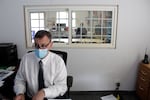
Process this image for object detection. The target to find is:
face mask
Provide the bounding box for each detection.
[35,49,48,59]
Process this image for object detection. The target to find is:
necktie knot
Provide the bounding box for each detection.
[39,60,43,67]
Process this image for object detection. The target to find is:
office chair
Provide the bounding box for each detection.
[28,50,73,99]
[76,26,87,38]
[95,25,101,35]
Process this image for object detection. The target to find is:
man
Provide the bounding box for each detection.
[14,30,67,100]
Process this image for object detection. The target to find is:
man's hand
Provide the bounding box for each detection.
[14,94,25,100]
[32,89,45,100]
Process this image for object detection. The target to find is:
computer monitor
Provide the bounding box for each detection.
[56,23,66,31]
[0,43,18,67]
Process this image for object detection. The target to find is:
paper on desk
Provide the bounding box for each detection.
[0,70,14,81]
[0,81,4,87]
[6,66,16,71]
[101,94,117,100]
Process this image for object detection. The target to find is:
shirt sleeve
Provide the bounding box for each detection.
[14,56,26,95]
[43,57,67,98]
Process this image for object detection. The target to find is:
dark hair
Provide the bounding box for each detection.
[34,30,51,40]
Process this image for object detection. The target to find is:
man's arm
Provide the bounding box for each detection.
[14,57,26,96]
[32,89,45,100]
[14,94,25,100]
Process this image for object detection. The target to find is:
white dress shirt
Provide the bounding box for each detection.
[14,51,67,98]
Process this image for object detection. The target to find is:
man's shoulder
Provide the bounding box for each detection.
[49,51,60,58]
[22,52,35,59]
[49,51,63,61]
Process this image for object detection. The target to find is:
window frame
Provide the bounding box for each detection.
[24,5,118,48]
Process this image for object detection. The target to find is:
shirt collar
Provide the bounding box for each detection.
[40,51,50,64]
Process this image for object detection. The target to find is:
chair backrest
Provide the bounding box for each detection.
[50,50,67,65]
[76,27,87,35]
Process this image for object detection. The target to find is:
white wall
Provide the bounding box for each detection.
[0,0,150,91]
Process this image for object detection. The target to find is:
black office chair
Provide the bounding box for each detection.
[76,27,87,38]
[95,25,101,35]
[28,50,73,99]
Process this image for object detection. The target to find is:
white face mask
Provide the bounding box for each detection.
[35,49,48,59]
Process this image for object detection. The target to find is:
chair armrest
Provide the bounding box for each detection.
[67,75,73,87]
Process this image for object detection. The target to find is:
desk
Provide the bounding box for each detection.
[0,69,71,99]
[0,70,16,99]
[72,38,104,43]
[0,64,71,100]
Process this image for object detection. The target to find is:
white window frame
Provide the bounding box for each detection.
[24,5,118,48]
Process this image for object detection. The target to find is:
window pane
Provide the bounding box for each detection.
[31,30,36,40]
[31,28,40,43]
[71,10,113,44]
[43,11,69,44]
[72,12,76,18]
[31,20,40,27]
[39,27,45,30]
[40,20,44,27]
[57,12,68,18]
[57,20,68,26]
[74,11,88,23]
[94,24,101,35]
[72,19,76,27]
[101,28,112,43]
[103,11,112,18]
[72,12,76,27]
[103,20,112,27]
[71,11,88,39]
[92,11,102,18]
[31,13,39,19]
[31,28,40,33]
[52,38,68,43]
[56,11,68,26]
[45,11,56,30]
[39,13,44,19]
[30,12,45,43]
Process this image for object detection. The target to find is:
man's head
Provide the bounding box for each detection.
[34,30,53,59]
[34,30,52,50]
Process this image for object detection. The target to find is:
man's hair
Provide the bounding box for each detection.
[34,30,52,40]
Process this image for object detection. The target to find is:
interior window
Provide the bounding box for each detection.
[24,5,118,48]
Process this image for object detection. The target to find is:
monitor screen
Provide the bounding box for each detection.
[56,23,66,31]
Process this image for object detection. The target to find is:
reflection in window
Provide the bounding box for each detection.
[51,11,69,43]
[25,5,118,48]
[56,12,68,26]
[71,10,113,44]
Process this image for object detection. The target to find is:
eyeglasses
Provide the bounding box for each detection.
[35,41,51,49]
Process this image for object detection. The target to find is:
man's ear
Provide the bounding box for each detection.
[48,41,53,50]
